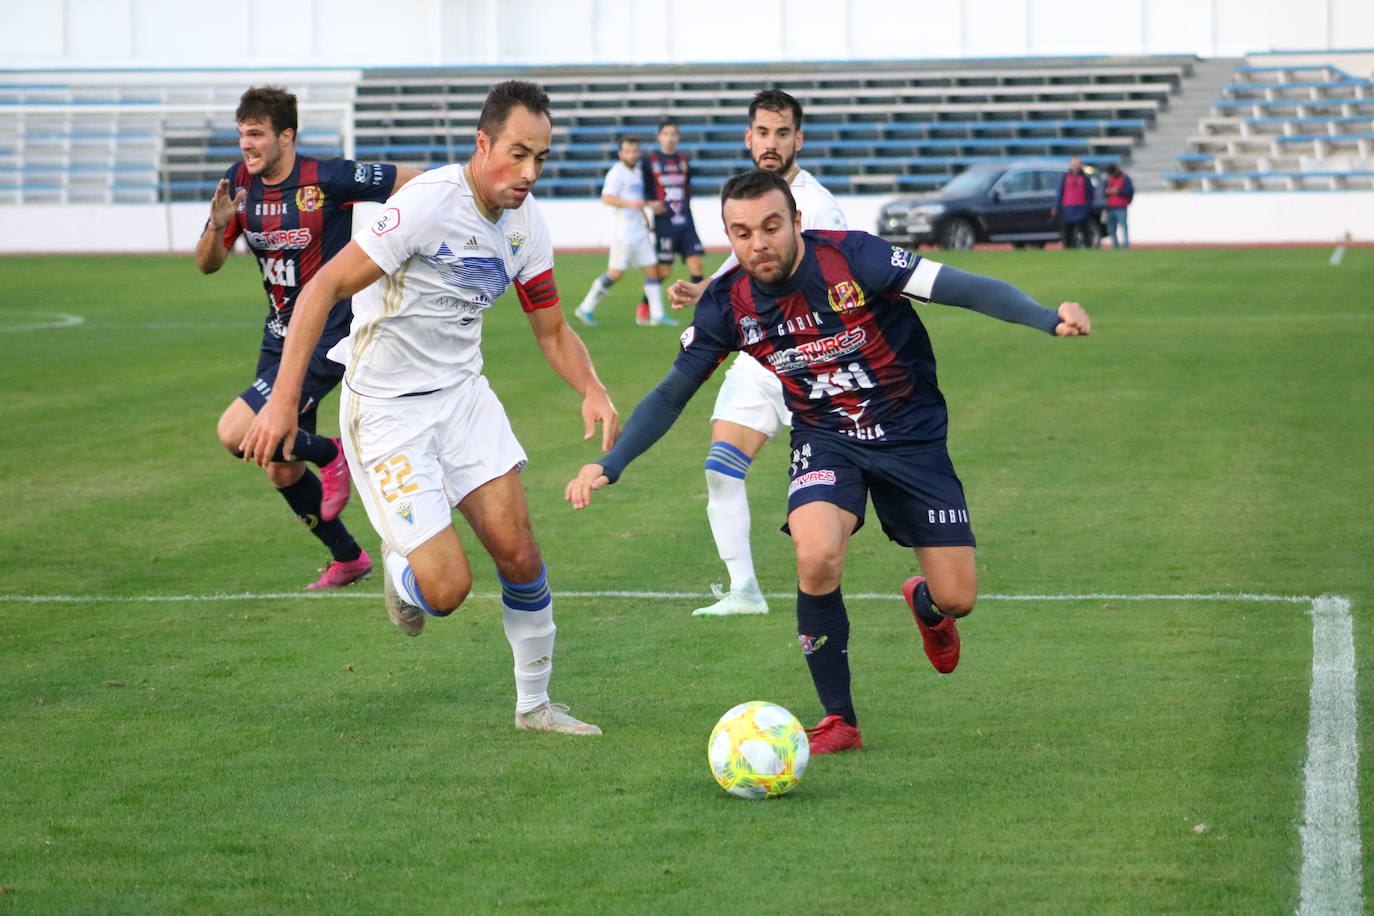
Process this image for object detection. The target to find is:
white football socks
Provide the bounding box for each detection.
[705,467,760,597]
[503,605,555,714]
[384,549,429,610]
[644,278,665,320]
[500,568,556,714]
[578,274,612,314]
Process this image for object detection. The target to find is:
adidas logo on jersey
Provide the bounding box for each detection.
[463,236,479,250]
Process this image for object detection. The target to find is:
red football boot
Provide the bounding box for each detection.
[903,576,960,673]
[806,714,864,754]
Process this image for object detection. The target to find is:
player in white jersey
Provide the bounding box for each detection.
[574,136,669,327]
[241,81,617,736]
[668,90,848,617]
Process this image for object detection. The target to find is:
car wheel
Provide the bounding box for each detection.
[940,218,976,250]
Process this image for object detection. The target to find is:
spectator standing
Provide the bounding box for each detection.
[1052,156,1095,249]
[1104,164,1134,249]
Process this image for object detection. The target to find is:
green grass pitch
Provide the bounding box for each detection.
[0,245,1369,913]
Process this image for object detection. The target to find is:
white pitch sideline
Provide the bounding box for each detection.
[0,590,1316,604]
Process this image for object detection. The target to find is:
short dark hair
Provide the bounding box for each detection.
[657,118,678,133]
[616,134,641,147]
[1107,163,1122,175]
[748,89,803,127]
[478,80,552,141]
[236,86,297,137]
[720,168,796,216]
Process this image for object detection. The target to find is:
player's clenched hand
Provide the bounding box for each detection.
[564,464,610,510]
[209,179,246,231]
[239,399,298,468]
[1054,302,1091,337]
[581,387,619,452]
[667,278,708,310]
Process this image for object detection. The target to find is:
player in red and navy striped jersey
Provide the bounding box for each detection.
[195,85,419,591]
[567,169,1092,754]
[638,119,704,325]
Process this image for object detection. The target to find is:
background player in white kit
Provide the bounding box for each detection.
[574,136,669,326]
[668,89,848,617]
[241,81,617,736]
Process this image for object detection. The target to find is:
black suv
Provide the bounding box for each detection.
[876,160,1107,249]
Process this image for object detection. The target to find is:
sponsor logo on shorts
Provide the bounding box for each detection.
[928,508,970,525]
[788,469,836,496]
[397,502,415,526]
[372,207,401,235]
[826,280,865,313]
[295,185,324,212]
[679,326,696,349]
[797,633,828,655]
[767,327,866,373]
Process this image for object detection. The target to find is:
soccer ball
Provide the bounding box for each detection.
[707,701,810,799]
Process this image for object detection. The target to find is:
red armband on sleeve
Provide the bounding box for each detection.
[515,269,560,313]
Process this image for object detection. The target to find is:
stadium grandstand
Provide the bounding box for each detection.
[0,55,1215,204]
[5,52,1374,210]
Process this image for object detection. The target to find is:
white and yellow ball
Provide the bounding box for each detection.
[707,701,809,799]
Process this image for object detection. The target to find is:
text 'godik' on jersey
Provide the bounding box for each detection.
[221,157,396,341]
[676,230,949,446]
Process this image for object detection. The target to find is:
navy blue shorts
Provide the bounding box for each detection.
[783,431,976,548]
[240,336,345,434]
[654,219,704,264]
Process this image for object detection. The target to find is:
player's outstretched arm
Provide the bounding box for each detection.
[920,263,1091,337]
[239,241,384,467]
[564,464,610,510]
[527,306,619,451]
[562,365,705,510]
[1053,302,1091,336]
[194,179,246,275]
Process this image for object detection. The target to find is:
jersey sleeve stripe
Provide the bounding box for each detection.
[903,258,943,302]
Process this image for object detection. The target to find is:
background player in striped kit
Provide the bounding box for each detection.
[241,81,615,736]
[668,90,848,617]
[573,135,669,326]
[195,85,418,590]
[638,118,703,327]
[569,169,1090,754]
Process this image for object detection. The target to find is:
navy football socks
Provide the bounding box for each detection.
[911,579,946,628]
[277,470,361,562]
[796,587,856,726]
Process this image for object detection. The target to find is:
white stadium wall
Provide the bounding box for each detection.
[0,192,1369,255]
[2,0,1374,67]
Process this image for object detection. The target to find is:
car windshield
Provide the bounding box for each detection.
[938,168,998,197]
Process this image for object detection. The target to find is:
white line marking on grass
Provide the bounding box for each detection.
[4,588,1357,910]
[1329,245,1345,266]
[1298,595,1363,916]
[0,590,1316,604]
[0,309,84,332]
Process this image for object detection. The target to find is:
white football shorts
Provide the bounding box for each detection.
[608,232,657,272]
[340,375,527,556]
[710,352,791,438]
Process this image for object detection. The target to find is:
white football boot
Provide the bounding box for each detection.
[515,702,602,736]
[692,583,770,617]
[382,544,425,637]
